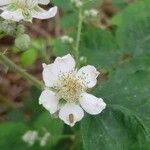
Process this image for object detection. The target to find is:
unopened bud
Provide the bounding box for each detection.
[17,24,26,34]
[1,20,16,35]
[84,9,99,18]
[39,132,50,147]
[60,35,74,44]
[80,56,87,65]
[15,34,31,50]
[22,130,38,146]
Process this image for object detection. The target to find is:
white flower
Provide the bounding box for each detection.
[60,35,74,44]
[0,0,57,22]
[39,54,106,126]
[22,130,38,146]
[84,9,99,18]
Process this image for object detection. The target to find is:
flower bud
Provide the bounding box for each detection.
[1,20,16,35]
[84,9,99,18]
[17,24,26,34]
[22,130,38,146]
[15,34,31,50]
[79,56,87,65]
[60,35,74,44]
[39,132,50,147]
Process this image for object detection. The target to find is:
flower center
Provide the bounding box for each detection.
[6,0,38,20]
[7,0,37,12]
[54,70,86,103]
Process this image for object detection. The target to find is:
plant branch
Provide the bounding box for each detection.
[0,52,44,90]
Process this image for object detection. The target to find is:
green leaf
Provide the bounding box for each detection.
[80,27,119,69]
[81,105,150,150]
[60,12,78,29]
[112,0,150,55]
[0,122,29,150]
[53,39,72,56]
[81,57,150,149]
[52,0,74,12]
[115,54,150,74]
[111,0,131,9]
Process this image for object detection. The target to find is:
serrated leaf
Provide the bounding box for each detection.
[81,57,150,149]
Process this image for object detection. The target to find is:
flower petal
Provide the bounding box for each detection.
[42,54,76,87]
[79,93,106,115]
[39,89,59,114]
[59,103,84,126]
[77,65,99,88]
[0,10,24,22]
[38,0,50,5]
[32,6,57,19]
[42,63,59,87]
[0,0,12,6]
[54,54,76,74]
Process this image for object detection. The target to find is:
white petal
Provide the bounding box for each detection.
[0,0,12,6]
[38,0,50,5]
[0,10,24,22]
[77,65,99,88]
[54,54,76,74]
[42,54,75,87]
[79,93,106,115]
[32,6,57,19]
[42,63,59,87]
[59,103,84,127]
[39,89,59,114]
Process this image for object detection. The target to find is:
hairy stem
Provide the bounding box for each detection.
[0,52,44,90]
[74,7,83,66]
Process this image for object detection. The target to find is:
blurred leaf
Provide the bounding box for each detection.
[111,0,130,9]
[0,122,28,150]
[6,109,24,122]
[112,0,150,55]
[24,86,43,122]
[53,39,72,56]
[60,12,78,29]
[20,49,38,67]
[34,112,63,134]
[53,0,74,12]
[82,0,101,10]
[33,112,64,148]
[80,27,119,69]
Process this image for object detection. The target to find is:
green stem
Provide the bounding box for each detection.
[0,52,44,90]
[74,7,83,66]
